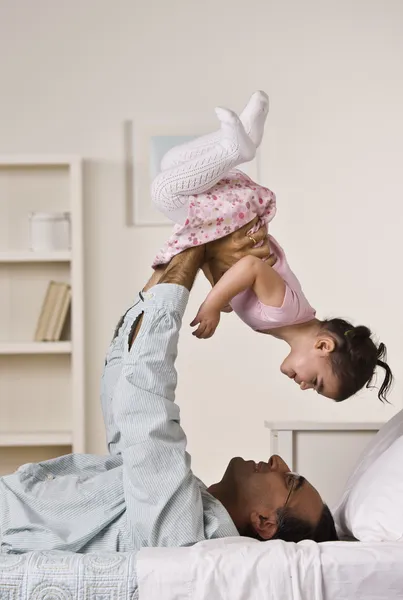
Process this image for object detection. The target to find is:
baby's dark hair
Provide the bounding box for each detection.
[320,318,393,402]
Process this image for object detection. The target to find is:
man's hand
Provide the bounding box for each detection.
[158,246,205,291]
[204,218,271,284]
[190,302,221,339]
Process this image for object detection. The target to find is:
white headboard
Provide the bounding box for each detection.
[265,421,384,506]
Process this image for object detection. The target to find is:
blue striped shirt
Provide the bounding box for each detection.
[0,284,238,554]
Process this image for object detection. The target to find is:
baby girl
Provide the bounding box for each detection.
[150,92,392,403]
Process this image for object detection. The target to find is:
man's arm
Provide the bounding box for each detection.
[109,223,270,546]
[111,247,213,547]
[128,248,203,346]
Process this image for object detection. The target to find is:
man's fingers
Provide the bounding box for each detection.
[251,224,269,245]
[235,220,268,251]
[249,240,271,259]
[232,218,259,247]
[234,217,259,238]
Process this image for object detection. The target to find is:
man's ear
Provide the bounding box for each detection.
[250,510,278,540]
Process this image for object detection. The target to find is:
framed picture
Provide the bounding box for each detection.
[126,119,261,227]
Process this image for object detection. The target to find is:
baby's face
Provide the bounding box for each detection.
[280,347,340,400]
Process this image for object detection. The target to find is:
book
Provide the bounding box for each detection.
[44,283,67,341]
[53,286,72,341]
[34,281,59,342]
[34,281,71,342]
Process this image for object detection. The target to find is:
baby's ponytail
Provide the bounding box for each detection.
[375,342,393,403]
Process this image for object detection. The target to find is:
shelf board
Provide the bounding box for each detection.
[0,432,72,447]
[0,155,80,167]
[265,421,385,431]
[0,251,71,263]
[0,342,72,355]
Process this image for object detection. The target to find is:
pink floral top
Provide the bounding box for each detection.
[152,170,276,266]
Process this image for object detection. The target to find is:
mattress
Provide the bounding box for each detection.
[1,541,402,599]
[137,538,403,600]
[320,541,403,600]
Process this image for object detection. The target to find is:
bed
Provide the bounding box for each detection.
[136,418,403,599]
[1,539,402,599]
[1,420,402,599]
[137,537,403,600]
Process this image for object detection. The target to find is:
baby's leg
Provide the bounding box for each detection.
[152,108,255,224]
[161,91,269,171]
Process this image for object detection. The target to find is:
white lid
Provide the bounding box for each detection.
[30,211,70,221]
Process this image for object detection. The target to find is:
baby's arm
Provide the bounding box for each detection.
[201,263,233,313]
[191,256,285,338]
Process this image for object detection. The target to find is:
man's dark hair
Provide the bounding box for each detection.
[245,504,338,543]
[272,504,338,543]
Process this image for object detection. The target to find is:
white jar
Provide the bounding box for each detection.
[29,212,71,252]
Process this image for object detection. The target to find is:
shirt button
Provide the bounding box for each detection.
[46,474,54,480]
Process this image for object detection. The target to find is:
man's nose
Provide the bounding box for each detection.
[269,455,291,473]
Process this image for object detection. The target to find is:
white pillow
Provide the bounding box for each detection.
[334,408,403,541]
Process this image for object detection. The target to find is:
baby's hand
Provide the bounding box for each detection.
[190,303,221,339]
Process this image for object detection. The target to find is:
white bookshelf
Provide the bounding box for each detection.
[0,155,79,166]
[0,251,72,263]
[0,432,73,447]
[0,155,84,473]
[0,342,72,355]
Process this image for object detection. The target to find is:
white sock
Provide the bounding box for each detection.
[240,90,269,147]
[152,109,255,224]
[160,90,269,171]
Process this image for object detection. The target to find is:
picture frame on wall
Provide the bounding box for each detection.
[126,118,261,227]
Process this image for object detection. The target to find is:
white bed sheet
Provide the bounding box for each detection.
[138,538,403,600]
[320,541,403,600]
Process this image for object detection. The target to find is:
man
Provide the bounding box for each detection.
[0,222,337,555]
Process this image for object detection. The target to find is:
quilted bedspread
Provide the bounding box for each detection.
[0,551,138,599]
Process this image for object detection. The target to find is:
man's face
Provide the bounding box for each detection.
[221,454,324,537]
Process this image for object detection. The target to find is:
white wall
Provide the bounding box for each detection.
[0,0,402,497]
